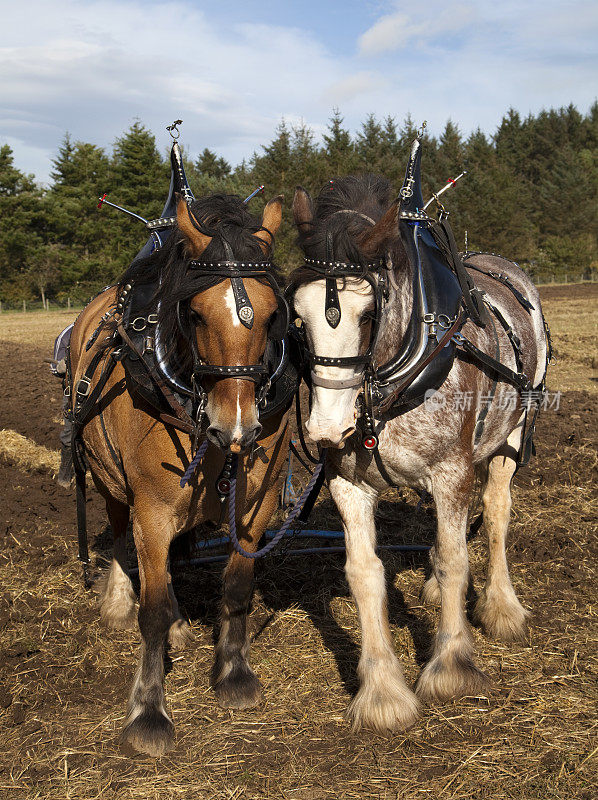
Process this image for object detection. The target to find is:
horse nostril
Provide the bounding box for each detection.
[240,423,262,448]
[340,426,355,441]
[207,426,228,449]
[208,424,263,453]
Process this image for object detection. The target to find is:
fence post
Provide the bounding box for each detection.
[67,297,71,310]
[23,299,26,312]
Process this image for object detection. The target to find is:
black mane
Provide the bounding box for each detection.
[297,174,394,265]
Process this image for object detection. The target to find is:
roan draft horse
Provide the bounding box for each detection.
[68,193,291,756]
[290,142,549,733]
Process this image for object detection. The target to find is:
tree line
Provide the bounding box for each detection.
[0,104,596,308]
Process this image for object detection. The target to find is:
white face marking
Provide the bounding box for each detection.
[294,278,373,445]
[234,395,242,437]
[224,284,240,328]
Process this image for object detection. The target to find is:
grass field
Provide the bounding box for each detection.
[0,285,596,799]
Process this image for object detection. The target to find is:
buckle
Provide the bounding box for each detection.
[131,317,147,332]
[76,377,91,397]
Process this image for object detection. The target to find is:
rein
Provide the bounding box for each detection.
[178,434,327,559]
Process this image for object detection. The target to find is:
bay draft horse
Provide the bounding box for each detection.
[69,194,290,755]
[290,175,548,733]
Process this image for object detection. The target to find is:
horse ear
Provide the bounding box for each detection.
[359,202,399,257]
[293,186,314,231]
[177,196,212,257]
[253,195,283,252]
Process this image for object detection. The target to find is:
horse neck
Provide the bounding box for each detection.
[374,256,414,362]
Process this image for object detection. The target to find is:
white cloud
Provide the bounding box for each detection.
[0,1,350,181]
[358,3,476,56]
[0,0,596,184]
[324,72,387,103]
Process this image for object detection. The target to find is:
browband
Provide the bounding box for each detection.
[189,261,272,270]
[303,258,385,273]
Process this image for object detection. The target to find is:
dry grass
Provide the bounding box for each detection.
[0,285,596,799]
[0,429,60,474]
[0,309,78,347]
[540,287,598,394]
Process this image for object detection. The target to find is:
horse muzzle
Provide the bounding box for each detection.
[206,422,262,453]
[305,419,355,449]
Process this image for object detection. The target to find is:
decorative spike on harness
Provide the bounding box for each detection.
[423,171,467,213]
[96,194,149,224]
[244,185,265,204]
[96,119,195,248]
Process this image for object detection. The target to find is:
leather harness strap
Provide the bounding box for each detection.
[376,312,465,413]
[117,321,195,434]
[430,220,489,328]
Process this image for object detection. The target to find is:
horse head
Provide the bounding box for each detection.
[291,177,400,448]
[158,193,285,452]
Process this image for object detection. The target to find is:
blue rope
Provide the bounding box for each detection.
[179,438,209,488]
[227,451,326,559]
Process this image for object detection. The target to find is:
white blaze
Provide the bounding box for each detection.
[224,284,240,327]
[294,279,373,446]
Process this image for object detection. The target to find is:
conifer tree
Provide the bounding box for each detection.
[355,114,384,172]
[323,109,355,176]
[196,148,231,180]
[0,145,42,304]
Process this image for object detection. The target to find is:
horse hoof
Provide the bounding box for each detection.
[473,593,530,643]
[346,682,420,733]
[168,618,195,650]
[416,652,491,703]
[120,709,175,757]
[214,664,262,709]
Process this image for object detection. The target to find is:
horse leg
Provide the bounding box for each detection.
[121,501,175,756]
[474,432,530,641]
[212,484,281,709]
[99,498,136,630]
[329,474,420,732]
[166,559,195,649]
[212,549,262,709]
[416,462,490,702]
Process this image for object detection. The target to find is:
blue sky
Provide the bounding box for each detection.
[1,0,596,183]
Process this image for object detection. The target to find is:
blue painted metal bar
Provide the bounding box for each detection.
[192,529,346,551]
[173,543,430,569]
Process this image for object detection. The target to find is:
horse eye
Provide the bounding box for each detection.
[360,311,374,326]
[190,309,205,326]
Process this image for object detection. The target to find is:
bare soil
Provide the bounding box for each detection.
[0,286,596,799]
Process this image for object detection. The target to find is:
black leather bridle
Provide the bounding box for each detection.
[299,257,387,391]
[156,219,289,408]
[185,256,289,388]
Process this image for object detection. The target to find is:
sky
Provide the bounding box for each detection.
[1,0,596,183]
